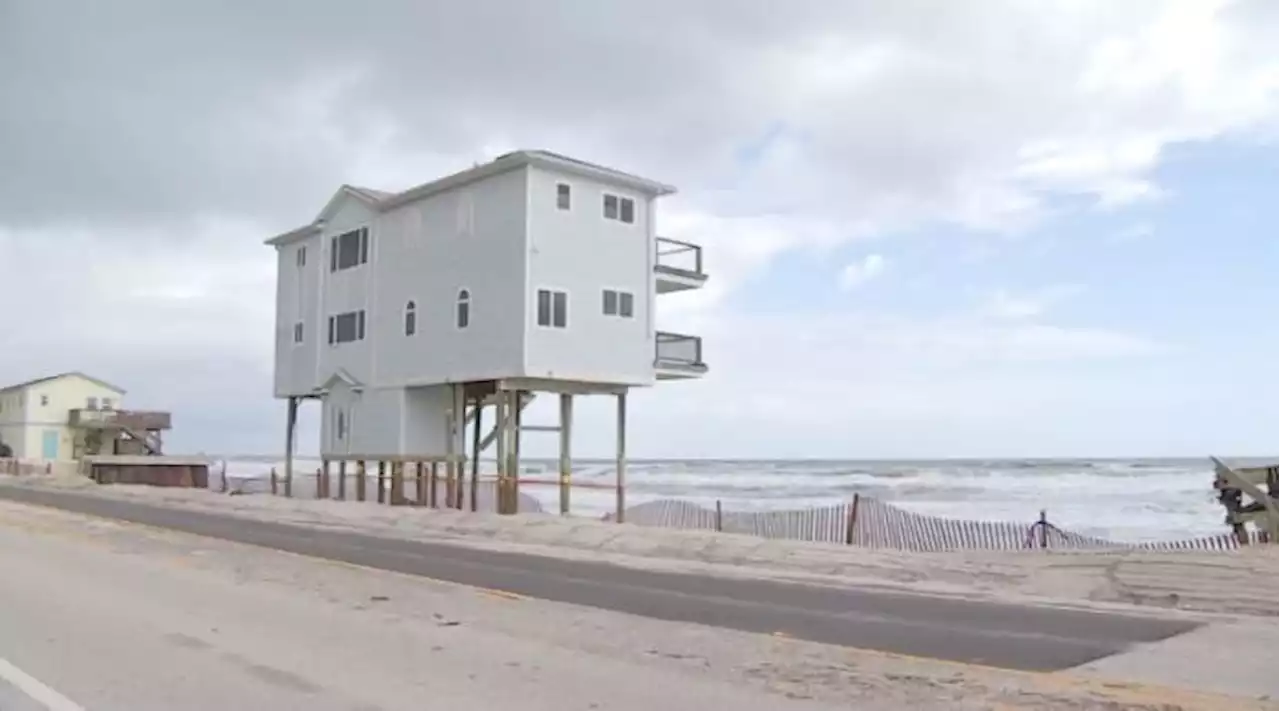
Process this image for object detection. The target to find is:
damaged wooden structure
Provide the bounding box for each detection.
[1211,456,1278,544]
[70,408,172,457]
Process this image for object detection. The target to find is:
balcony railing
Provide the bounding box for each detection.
[655,331,705,368]
[69,408,172,431]
[655,237,704,277]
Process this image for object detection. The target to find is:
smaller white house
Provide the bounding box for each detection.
[0,372,125,460]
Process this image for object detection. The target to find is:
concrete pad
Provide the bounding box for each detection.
[1072,621,1279,701]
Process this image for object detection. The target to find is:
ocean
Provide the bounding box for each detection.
[213,456,1274,543]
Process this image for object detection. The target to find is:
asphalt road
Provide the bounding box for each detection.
[0,485,1199,672]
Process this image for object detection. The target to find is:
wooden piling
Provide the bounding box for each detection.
[558,394,572,516]
[337,460,347,500]
[415,461,426,506]
[470,398,482,513]
[376,461,387,504]
[356,460,367,502]
[270,467,278,495]
[429,461,439,508]
[715,500,723,532]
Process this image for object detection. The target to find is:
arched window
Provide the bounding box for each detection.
[404,300,417,336]
[456,289,471,329]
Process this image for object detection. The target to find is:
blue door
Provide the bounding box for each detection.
[41,430,59,459]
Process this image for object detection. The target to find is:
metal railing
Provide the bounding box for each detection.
[655,331,704,366]
[655,237,704,276]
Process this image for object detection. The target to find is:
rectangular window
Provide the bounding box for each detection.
[602,194,636,224]
[456,192,474,236]
[330,228,369,272]
[537,289,568,329]
[102,398,114,411]
[556,183,571,210]
[602,289,635,318]
[87,397,98,410]
[293,321,304,344]
[331,310,365,344]
[296,246,307,267]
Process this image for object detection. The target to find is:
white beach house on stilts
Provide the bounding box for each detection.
[266,150,707,518]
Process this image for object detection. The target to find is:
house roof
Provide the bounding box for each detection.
[265,150,676,247]
[0,371,127,395]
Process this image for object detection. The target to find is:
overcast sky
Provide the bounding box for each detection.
[1,0,1276,458]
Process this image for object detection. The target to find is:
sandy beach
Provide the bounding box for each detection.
[3,474,1274,619]
[2,471,1280,707]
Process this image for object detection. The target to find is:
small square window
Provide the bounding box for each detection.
[602,289,618,315]
[556,183,571,210]
[619,292,634,318]
[603,194,619,220]
[40,394,49,406]
[102,398,114,411]
[87,397,98,410]
[619,198,635,224]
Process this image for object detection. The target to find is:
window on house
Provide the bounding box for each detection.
[329,228,369,272]
[40,395,49,407]
[296,246,307,268]
[602,289,635,318]
[536,289,568,328]
[456,289,471,329]
[556,183,571,210]
[603,194,636,224]
[456,192,474,236]
[293,321,304,343]
[404,301,417,336]
[328,310,366,344]
[336,410,346,440]
[86,397,98,410]
[102,398,114,411]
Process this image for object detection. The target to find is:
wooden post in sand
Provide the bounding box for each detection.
[283,396,297,498]
[270,467,278,495]
[470,397,482,513]
[614,391,627,524]
[356,460,367,502]
[415,461,427,506]
[844,494,860,545]
[558,394,573,516]
[376,461,386,504]
[337,460,347,500]
[429,461,439,508]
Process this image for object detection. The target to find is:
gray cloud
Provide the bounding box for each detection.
[0,0,1274,455]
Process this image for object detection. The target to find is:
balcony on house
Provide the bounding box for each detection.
[69,408,172,431]
[655,237,708,294]
[655,331,708,380]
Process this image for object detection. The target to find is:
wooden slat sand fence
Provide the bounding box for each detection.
[608,497,1266,552]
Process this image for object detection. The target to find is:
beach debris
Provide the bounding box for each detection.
[1211,457,1278,543]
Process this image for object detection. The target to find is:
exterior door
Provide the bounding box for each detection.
[41,430,59,459]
